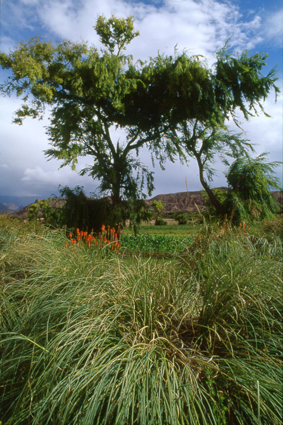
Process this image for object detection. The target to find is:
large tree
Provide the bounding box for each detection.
[0,16,280,216]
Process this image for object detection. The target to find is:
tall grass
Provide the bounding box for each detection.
[0,220,282,424]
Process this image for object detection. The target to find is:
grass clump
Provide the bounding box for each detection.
[0,221,282,424]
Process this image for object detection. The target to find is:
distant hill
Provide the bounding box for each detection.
[0,203,9,213]
[0,195,50,208]
[4,188,282,219]
[2,203,19,212]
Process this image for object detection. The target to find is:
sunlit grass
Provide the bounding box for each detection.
[0,219,282,424]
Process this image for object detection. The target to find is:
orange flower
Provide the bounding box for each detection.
[68,233,72,238]
[65,241,68,247]
[87,241,91,247]
[77,236,81,242]
[96,240,99,245]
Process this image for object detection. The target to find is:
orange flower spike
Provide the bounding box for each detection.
[87,241,91,247]
[76,228,80,233]
[65,241,68,248]
[101,224,105,230]
[77,236,81,242]
[96,240,99,246]
[69,233,72,238]
[103,237,107,243]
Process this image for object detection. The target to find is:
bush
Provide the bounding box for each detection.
[174,212,188,225]
[155,218,167,226]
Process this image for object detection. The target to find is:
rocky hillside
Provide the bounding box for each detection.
[147,189,214,212]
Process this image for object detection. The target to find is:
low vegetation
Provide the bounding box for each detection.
[0,213,282,424]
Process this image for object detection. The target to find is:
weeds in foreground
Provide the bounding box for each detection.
[0,221,282,424]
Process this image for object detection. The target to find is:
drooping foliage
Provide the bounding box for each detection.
[225,153,282,222]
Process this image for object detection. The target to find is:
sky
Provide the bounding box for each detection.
[0,0,282,204]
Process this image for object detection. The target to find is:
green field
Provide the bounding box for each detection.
[0,214,282,424]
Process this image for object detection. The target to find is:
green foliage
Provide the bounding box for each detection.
[174,212,188,224]
[95,15,139,56]
[225,153,282,223]
[57,185,151,234]
[154,218,167,226]
[57,185,116,233]
[0,221,282,424]
[27,199,64,227]
[151,200,166,224]
[201,153,282,224]
[27,202,39,220]
[121,233,192,254]
[215,46,280,121]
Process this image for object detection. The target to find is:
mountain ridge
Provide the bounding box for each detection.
[2,188,282,219]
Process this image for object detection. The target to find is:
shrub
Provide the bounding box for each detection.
[155,218,167,226]
[174,212,188,225]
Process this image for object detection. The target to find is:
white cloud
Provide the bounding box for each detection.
[31,0,266,62]
[22,166,59,183]
[20,0,40,5]
[264,8,283,47]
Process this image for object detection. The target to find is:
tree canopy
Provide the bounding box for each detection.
[0,15,280,223]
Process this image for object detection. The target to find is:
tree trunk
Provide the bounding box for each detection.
[196,155,223,217]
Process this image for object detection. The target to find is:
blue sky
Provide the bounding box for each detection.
[0,0,282,201]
